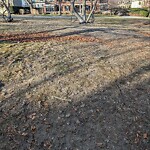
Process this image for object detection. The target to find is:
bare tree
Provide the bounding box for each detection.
[25,0,34,14]
[58,0,62,16]
[82,0,86,20]
[86,0,98,22]
[71,0,98,23]
[1,0,13,22]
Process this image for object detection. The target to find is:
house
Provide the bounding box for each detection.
[100,0,109,11]
[142,0,150,8]
[131,0,150,8]
[10,0,29,7]
[44,0,108,14]
[131,0,142,8]
[30,0,46,14]
[118,0,132,8]
[32,0,45,9]
[0,0,30,14]
[1,0,109,15]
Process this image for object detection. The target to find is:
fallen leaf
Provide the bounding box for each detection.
[143,133,148,139]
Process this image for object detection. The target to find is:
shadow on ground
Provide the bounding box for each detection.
[0,81,4,91]
[0,63,149,150]
[0,27,149,44]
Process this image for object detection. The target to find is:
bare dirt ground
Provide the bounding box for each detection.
[0,17,150,150]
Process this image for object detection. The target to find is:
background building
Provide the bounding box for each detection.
[131,0,142,8]
[0,0,109,15]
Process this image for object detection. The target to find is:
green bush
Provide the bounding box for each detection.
[129,8,149,17]
[139,10,149,17]
[130,8,148,12]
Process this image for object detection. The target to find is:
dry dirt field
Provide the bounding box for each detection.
[0,17,150,150]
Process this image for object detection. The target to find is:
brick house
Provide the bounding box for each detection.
[0,0,108,15]
[45,0,108,14]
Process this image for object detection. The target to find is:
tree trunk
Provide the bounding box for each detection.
[82,0,86,21]
[89,0,94,20]
[71,0,85,23]
[59,0,61,16]
[25,0,34,14]
[1,0,13,22]
[86,0,98,23]
[71,0,98,24]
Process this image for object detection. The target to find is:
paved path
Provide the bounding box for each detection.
[10,14,150,20]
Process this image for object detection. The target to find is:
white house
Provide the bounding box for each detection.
[131,0,142,8]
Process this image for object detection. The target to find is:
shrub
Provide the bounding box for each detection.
[139,10,149,17]
[129,8,149,17]
[111,8,129,16]
[130,8,148,12]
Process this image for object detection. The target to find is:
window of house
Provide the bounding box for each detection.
[51,6,55,11]
[47,6,54,11]
[86,5,90,11]
[65,6,70,11]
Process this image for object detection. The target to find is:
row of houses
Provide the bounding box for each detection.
[1,0,149,15]
[31,0,149,14]
[1,0,108,15]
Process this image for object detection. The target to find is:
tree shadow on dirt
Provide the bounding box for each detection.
[0,27,149,44]
[0,63,149,150]
[1,47,148,108]
[59,28,150,39]
[0,81,5,91]
[93,44,150,59]
[0,26,79,43]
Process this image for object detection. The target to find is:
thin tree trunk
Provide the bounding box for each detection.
[82,0,86,21]
[25,0,34,14]
[71,0,85,23]
[90,0,94,19]
[86,0,98,23]
[71,0,97,24]
[59,0,61,16]
[1,0,13,22]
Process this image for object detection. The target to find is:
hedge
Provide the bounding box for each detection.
[129,8,149,17]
